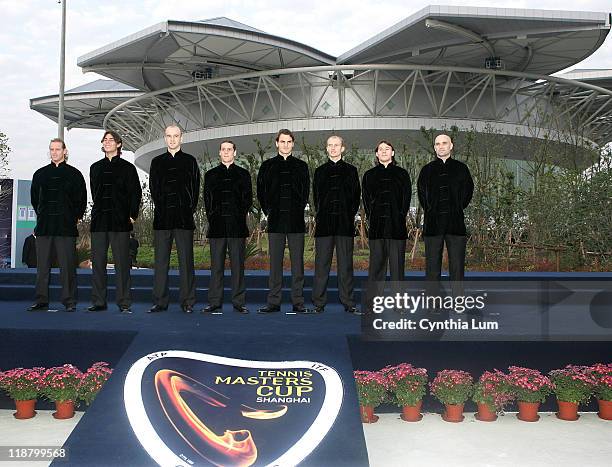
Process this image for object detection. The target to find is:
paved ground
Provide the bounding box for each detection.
[1,409,610,466]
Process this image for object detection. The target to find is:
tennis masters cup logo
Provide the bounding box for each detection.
[124,351,343,467]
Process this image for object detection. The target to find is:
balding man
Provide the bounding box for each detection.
[417,133,474,300]
[148,125,201,314]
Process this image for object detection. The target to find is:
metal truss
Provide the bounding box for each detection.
[103,65,612,151]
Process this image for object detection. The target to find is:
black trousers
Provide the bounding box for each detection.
[312,236,355,308]
[365,239,406,312]
[208,237,246,307]
[35,236,77,307]
[424,234,467,296]
[153,229,195,308]
[91,231,131,308]
[368,239,406,282]
[267,232,304,306]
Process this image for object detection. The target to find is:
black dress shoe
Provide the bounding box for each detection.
[64,306,76,312]
[313,306,325,313]
[181,305,194,314]
[87,305,107,312]
[119,306,132,314]
[233,305,249,314]
[345,306,364,315]
[27,303,48,312]
[257,305,280,314]
[201,305,222,314]
[293,305,315,314]
[147,305,167,313]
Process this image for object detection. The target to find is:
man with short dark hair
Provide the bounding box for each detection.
[201,140,252,315]
[362,140,411,312]
[256,129,311,314]
[148,125,200,314]
[88,130,141,313]
[418,133,474,299]
[28,138,87,312]
[311,135,361,314]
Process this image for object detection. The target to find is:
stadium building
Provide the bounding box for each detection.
[30,5,612,173]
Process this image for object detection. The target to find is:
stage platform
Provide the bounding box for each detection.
[0,269,610,466]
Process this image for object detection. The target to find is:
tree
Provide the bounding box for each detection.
[0,131,10,179]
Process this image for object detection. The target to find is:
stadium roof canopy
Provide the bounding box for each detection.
[30,6,612,168]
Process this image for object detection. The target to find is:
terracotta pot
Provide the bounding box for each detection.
[597,399,612,420]
[556,400,579,421]
[13,399,36,419]
[401,401,423,422]
[517,401,540,422]
[475,402,497,422]
[360,405,379,423]
[442,403,464,422]
[53,400,75,419]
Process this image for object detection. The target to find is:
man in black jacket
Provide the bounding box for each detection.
[256,129,311,314]
[417,134,474,298]
[28,138,87,312]
[201,140,252,315]
[148,125,201,313]
[88,130,141,313]
[362,141,411,311]
[311,135,361,314]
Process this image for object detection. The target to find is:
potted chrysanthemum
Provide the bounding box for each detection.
[549,365,595,421]
[589,363,612,420]
[353,370,388,423]
[472,369,514,422]
[381,363,428,422]
[507,366,553,422]
[0,367,45,419]
[40,364,84,419]
[430,369,473,422]
[78,362,113,406]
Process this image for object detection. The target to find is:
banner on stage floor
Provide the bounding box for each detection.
[124,351,343,467]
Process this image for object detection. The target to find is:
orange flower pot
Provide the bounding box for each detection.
[475,402,497,422]
[597,399,612,420]
[517,401,540,422]
[13,399,36,419]
[53,400,75,419]
[556,400,579,421]
[360,405,379,423]
[442,403,464,422]
[401,401,423,422]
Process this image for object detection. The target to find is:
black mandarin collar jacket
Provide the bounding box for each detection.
[313,158,361,237]
[149,149,201,231]
[256,154,310,233]
[31,161,87,237]
[90,155,142,232]
[362,163,412,240]
[204,163,253,238]
[417,157,474,236]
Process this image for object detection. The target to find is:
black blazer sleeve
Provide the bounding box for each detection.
[129,164,142,220]
[362,172,372,220]
[297,162,310,210]
[203,171,212,219]
[401,171,412,217]
[462,166,474,209]
[190,158,200,213]
[256,162,269,215]
[242,170,253,214]
[350,165,361,217]
[75,170,87,220]
[417,166,428,211]
[149,158,160,207]
[30,172,40,215]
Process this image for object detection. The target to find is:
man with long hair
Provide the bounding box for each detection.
[88,130,141,313]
